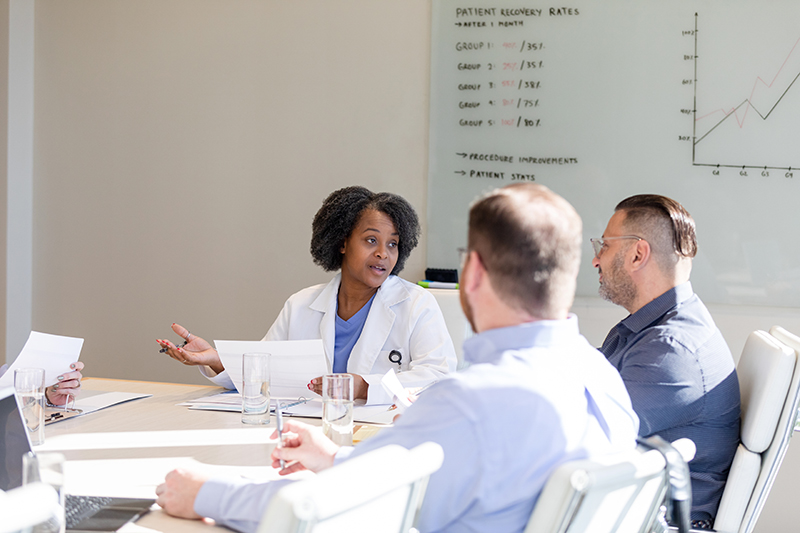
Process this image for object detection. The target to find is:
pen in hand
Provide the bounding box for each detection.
[276,402,286,470]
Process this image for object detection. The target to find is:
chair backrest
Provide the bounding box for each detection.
[713,328,800,533]
[427,288,473,369]
[257,442,444,533]
[524,438,696,533]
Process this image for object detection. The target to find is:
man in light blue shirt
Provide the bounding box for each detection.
[156,183,639,532]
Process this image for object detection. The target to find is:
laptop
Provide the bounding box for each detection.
[0,387,155,532]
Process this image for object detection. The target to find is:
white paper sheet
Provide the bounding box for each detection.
[46,391,151,425]
[179,390,243,411]
[180,392,313,413]
[178,394,393,423]
[279,398,396,425]
[380,369,411,414]
[73,391,151,413]
[214,339,326,399]
[0,331,84,388]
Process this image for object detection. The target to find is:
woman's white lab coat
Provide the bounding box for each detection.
[205,273,457,405]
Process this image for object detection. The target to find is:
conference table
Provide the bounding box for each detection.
[40,377,366,532]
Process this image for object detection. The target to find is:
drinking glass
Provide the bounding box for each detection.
[322,374,354,446]
[23,451,66,533]
[14,368,46,446]
[242,353,270,425]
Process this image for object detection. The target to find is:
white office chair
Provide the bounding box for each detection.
[427,288,473,369]
[0,482,61,533]
[705,327,800,533]
[525,438,696,533]
[257,442,444,533]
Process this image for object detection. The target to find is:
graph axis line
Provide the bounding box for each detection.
[694,18,800,150]
[692,162,795,171]
[693,13,698,164]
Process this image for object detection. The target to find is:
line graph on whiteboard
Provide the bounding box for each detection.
[691,12,800,172]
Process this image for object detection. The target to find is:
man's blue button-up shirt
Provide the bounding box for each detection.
[600,282,740,521]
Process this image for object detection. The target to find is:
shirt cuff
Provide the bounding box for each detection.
[198,365,217,378]
[199,367,235,390]
[195,477,244,524]
[195,476,292,533]
[334,446,356,466]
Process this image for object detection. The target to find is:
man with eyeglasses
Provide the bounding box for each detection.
[591,194,740,530]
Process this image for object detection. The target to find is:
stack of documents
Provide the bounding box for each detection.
[181,339,400,425]
[180,393,396,425]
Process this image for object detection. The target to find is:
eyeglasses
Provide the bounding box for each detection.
[457,247,468,267]
[590,236,642,258]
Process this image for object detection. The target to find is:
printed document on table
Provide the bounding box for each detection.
[0,331,83,388]
[46,390,152,425]
[182,392,316,412]
[280,399,397,425]
[215,339,327,399]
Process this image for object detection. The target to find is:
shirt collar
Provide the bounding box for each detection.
[619,281,694,334]
[463,315,581,365]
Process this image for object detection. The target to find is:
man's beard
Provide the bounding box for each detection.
[598,251,637,310]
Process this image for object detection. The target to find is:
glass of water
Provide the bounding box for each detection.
[23,451,66,533]
[242,353,270,425]
[14,368,46,446]
[322,374,354,446]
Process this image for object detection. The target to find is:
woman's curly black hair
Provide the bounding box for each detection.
[310,186,420,275]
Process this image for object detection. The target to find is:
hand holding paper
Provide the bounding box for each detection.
[381,369,413,414]
[46,361,84,406]
[0,331,84,389]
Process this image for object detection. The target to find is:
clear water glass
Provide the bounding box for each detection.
[23,451,66,533]
[14,368,46,446]
[242,353,270,425]
[322,374,354,446]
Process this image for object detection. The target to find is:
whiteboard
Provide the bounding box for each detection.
[428,0,800,308]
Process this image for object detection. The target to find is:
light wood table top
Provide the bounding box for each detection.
[45,377,312,532]
[47,378,292,464]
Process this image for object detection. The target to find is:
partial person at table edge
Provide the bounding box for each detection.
[157,185,457,405]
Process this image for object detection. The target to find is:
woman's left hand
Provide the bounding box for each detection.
[45,362,84,406]
[308,373,368,400]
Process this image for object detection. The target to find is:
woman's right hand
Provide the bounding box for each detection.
[156,323,224,374]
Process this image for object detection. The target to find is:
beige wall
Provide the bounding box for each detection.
[31,0,431,384]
